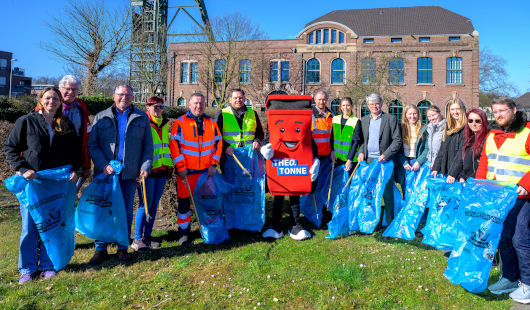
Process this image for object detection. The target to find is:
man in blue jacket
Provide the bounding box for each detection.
[87,85,153,265]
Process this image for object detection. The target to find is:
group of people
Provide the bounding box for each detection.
[3,76,529,304]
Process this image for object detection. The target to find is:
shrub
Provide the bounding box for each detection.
[79,95,114,115]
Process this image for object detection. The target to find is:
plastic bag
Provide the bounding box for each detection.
[348,160,394,234]
[223,146,265,232]
[421,178,464,249]
[75,160,129,247]
[4,165,76,271]
[443,178,518,293]
[383,162,431,240]
[194,172,232,244]
[300,156,332,228]
[326,165,350,239]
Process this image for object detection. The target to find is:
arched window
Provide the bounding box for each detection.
[417,100,432,123]
[361,101,369,117]
[177,97,186,107]
[331,58,345,84]
[330,98,340,115]
[306,58,320,84]
[389,100,403,121]
[244,98,252,107]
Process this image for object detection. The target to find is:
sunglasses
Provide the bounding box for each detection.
[468,119,481,124]
[152,105,164,110]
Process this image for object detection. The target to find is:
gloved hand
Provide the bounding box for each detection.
[330,151,336,163]
[260,143,274,160]
[309,158,320,182]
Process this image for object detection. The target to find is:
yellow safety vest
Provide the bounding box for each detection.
[222,106,256,147]
[332,115,359,161]
[151,122,172,170]
[485,126,530,184]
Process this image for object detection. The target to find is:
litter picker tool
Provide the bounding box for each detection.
[312,193,319,221]
[335,162,360,211]
[140,175,151,222]
[326,160,336,208]
[184,175,203,235]
[231,153,252,178]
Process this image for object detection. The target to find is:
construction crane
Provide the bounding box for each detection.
[129,0,213,105]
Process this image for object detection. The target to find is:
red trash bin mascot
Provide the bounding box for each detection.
[260,95,320,241]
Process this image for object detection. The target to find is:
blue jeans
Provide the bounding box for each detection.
[134,176,167,240]
[19,204,53,274]
[513,199,530,285]
[499,198,529,282]
[94,178,137,251]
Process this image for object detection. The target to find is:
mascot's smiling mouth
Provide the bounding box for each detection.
[283,141,298,148]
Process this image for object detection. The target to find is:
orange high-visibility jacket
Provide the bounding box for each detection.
[312,109,333,156]
[169,112,222,172]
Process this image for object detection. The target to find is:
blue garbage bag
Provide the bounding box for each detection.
[326,165,350,239]
[4,165,76,271]
[421,178,464,249]
[75,160,129,247]
[300,156,332,228]
[444,178,518,293]
[194,172,232,244]
[348,160,394,234]
[383,162,431,240]
[223,146,265,232]
[382,184,405,226]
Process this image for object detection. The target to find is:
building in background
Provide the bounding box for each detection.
[168,6,479,121]
[0,51,32,97]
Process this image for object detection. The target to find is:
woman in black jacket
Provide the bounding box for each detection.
[455,109,489,181]
[432,98,467,183]
[4,87,80,284]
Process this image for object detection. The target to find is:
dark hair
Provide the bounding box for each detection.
[492,97,516,109]
[341,97,353,105]
[146,96,163,105]
[462,108,489,159]
[231,88,245,96]
[426,105,441,114]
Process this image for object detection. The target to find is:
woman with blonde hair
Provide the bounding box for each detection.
[395,104,429,195]
[432,98,467,182]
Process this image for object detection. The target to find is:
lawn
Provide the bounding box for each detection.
[0,184,517,309]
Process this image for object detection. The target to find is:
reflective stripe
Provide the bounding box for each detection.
[177,211,191,219]
[154,143,162,149]
[212,154,220,161]
[170,134,182,142]
[488,166,527,177]
[488,153,530,166]
[202,140,217,147]
[182,149,201,157]
[214,135,222,141]
[313,129,331,134]
[201,149,214,156]
[173,155,184,164]
[180,140,200,147]
[154,153,172,161]
[335,149,349,155]
[243,131,255,135]
[244,140,253,145]
[223,138,237,144]
[335,140,352,146]
[223,131,240,136]
[314,138,330,143]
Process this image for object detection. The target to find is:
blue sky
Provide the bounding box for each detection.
[1,0,528,95]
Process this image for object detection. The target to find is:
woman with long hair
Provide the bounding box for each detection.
[432,98,467,183]
[395,104,429,194]
[455,109,489,181]
[425,105,446,169]
[331,97,362,172]
[4,87,80,284]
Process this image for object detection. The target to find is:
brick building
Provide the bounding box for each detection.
[0,51,32,97]
[168,6,479,122]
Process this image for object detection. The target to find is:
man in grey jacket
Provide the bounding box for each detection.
[87,85,153,265]
[357,93,402,228]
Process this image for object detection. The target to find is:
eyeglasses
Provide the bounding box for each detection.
[468,119,482,124]
[153,105,164,110]
[61,87,78,92]
[116,93,132,97]
[492,108,511,116]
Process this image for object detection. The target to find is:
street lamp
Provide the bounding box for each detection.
[8,58,17,99]
[291,48,306,95]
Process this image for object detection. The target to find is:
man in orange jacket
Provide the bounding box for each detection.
[170,93,222,245]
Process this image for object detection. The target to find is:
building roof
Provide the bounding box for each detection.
[305,6,475,36]
[515,92,530,108]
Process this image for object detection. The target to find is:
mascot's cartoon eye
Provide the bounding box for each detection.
[280,128,285,132]
[296,128,300,132]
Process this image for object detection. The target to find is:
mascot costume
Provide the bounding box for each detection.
[260,95,320,240]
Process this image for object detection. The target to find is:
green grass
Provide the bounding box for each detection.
[0,187,516,309]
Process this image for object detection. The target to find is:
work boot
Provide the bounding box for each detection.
[89,250,109,266]
[178,227,190,246]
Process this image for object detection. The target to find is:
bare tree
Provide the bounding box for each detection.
[480,47,518,97]
[195,12,266,107]
[42,0,130,95]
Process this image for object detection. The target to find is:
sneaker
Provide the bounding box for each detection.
[510,282,530,304]
[88,250,109,266]
[131,239,148,252]
[288,224,311,241]
[41,270,57,280]
[18,273,34,285]
[262,226,283,239]
[145,238,161,249]
[488,277,520,294]
[178,228,191,246]
[116,249,132,263]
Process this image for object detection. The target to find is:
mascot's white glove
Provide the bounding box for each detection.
[309,158,320,182]
[260,143,274,160]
